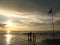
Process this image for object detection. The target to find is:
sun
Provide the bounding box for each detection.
[5,21,12,27]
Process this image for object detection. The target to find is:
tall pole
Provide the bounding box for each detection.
[48,8,55,39]
[51,12,55,39]
[51,9,56,45]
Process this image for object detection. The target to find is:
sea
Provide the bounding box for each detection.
[0,31,60,45]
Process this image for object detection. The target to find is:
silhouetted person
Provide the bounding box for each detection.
[28,32,36,45]
[33,33,36,45]
[28,32,32,45]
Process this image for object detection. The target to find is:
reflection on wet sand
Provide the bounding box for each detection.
[0,31,60,45]
[4,31,12,45]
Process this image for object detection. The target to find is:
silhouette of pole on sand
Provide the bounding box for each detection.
[28,32,36,45]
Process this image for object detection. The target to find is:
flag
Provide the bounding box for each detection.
[48,8,52,14]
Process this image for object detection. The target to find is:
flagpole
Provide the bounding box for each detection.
[51,10,55,40]
[48,8,55,39]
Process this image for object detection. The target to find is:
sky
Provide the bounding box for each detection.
[0,0,60,31]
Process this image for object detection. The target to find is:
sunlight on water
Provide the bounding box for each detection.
[5,31,12,45]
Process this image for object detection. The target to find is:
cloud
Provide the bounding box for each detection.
[0,15,8,23]
[0,0,60,13]
[0,0,60,31]
[54,20,60,25]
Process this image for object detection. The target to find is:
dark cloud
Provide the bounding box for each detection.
[30,22,41,26]
[28,22,47,27]
[54,20,60,25]
[0,0,60,13]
